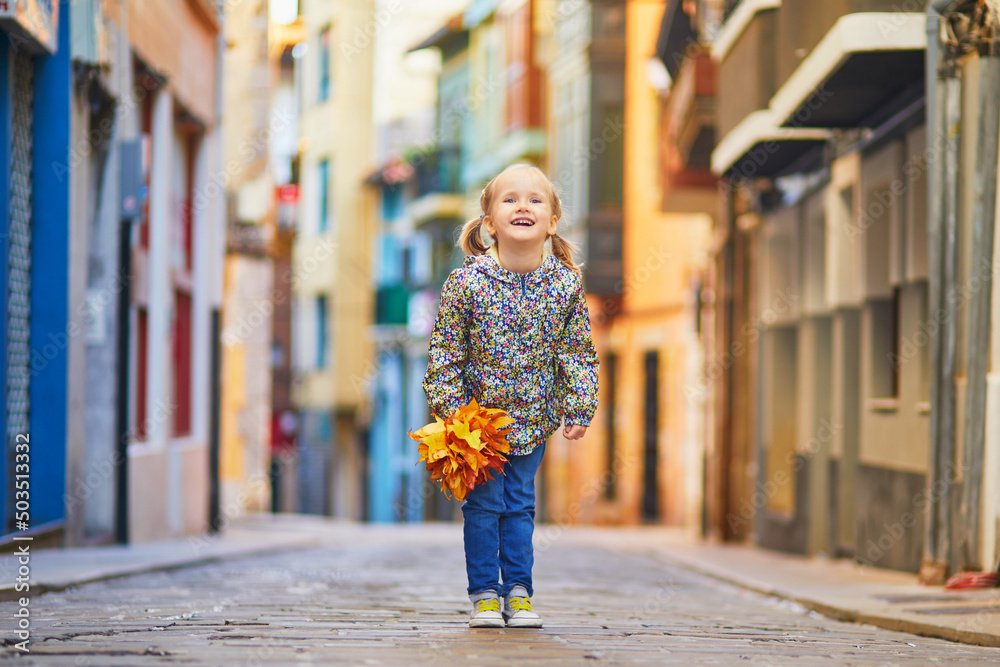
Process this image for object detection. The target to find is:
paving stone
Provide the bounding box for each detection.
[0,525,999,664]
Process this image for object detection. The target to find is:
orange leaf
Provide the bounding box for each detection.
[413,399,515,501]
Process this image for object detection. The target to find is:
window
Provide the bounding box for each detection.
[596,102,624,211]
[554,77,587,224]
[318,26,331,102]
[766,326,798,515]
[863,181,892,298]
[870,286,900,398]
[917,281,930,402]
[172,290,192,436]
[604,354,618,500]
[171,132,196,437]
[318,159,330,232]
[382,184,402,221]
[316,295,328,369]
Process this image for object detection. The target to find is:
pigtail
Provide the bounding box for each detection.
[550,233,582,275]
[459,215,490,256]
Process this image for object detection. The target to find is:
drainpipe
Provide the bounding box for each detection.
[922,0,958,583]
[959,19,1000,572]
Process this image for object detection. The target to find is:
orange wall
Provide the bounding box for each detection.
[615,0,709,525]
[541,1,711,529]
[105,0,219,123]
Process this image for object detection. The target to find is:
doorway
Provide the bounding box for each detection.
[642,350,660,522]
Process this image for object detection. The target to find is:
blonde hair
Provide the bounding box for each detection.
[459,164,581,275]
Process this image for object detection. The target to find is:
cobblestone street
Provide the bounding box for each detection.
[2,524,999,665]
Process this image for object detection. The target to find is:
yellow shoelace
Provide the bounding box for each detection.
[508,597,532,611]
[476,599,500,613]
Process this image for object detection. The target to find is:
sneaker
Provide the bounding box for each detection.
[469,592,504,628]
[503,585,543,628]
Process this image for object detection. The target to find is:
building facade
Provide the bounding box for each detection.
[292,0,375,519]
[96,0,224,544]
[702,0,1000,579]
[364,0,469,523]
[268,9,306,514]
[0,0,225,548]
[0,0,71,545]
[219,0,276,522]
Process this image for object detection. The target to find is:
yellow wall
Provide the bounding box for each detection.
[294,0,375,412]
[220,267,246,485]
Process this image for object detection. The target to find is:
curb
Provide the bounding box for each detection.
[0,536,323,603]
[655,550,1000,649]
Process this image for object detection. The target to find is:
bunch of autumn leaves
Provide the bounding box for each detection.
[408,399,513,501]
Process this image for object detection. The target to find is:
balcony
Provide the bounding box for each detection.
[413,145,462,197]
[409,145,465,228]
[769,6,925,129]
[714,2,779,141]
[711,1,923,177]
[226,221,269,256]
[375,284,409,326]
[655,1,718,213]
[584,210,624,297]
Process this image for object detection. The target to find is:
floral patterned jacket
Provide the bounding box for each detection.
[422,251,600,456]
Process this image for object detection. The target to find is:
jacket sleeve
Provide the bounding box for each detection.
[422,269,471,418]
[555,277,600,426]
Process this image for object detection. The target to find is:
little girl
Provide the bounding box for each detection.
[422,164,600,628]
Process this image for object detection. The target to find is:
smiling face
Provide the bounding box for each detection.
[482,167,559,252]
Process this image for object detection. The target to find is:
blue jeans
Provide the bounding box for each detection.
[462,442,545,598]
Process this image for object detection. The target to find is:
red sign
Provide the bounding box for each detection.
[276,184,300,204]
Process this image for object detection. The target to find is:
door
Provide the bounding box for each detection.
[642,351,660,522]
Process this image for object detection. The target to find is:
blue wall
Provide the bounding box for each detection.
[0,42,12,529]
[28,1,71,525]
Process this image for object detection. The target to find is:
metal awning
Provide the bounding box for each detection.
[770,12,926,128]
[712,12,925,176]
[712,110,830,177]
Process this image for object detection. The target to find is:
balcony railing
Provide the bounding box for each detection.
[413,145,462,198]
[226,221,269,256]
[375,284,409,326]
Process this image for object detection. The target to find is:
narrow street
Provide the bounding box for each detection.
[2,525,998,665]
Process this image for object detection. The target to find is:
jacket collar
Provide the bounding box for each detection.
[464,246,560,284]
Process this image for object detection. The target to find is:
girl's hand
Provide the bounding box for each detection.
[563,424,587,440]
